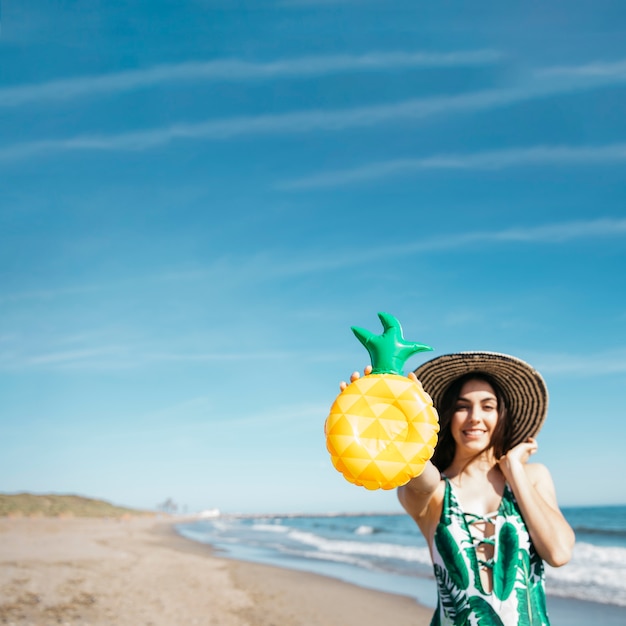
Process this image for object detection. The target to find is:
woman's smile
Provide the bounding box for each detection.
[462,427,488,438]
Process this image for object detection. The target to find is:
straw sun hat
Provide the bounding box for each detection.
[413,352,548,448]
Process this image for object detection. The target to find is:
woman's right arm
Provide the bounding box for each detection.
[397,460,442,523]
[396,370,443,528]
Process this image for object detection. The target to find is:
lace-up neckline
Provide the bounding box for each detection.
[463,510,498,570]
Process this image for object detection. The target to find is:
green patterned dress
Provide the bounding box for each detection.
[430,478,550,626]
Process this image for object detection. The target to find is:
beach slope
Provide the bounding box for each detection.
[0,516,431,626]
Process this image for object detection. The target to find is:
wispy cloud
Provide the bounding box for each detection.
[9,63,567,159]
[0,344,296,371]
[23,347,130,367]
[3,53,624,112]
[277,0,369,6]
[0,50,501,107]
[266,218,626,274]
[483,218,626,242]
[184,218,626,280]
[278,143,626,189]
[0,87,590,161]
[535,58,626,79]
[2,219,624,308]
[0,283,102,304]
[533,348,626,376]
[5,333,626,377]
[3,54,626,162]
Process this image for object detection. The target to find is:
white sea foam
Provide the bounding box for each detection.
[546,542,626,606]
[209,519,236,532]
[284,528,432,565]
[278,544,382,571]
[249,523,626,605]
[251,522,290,533]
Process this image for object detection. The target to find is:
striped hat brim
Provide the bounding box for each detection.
[413,352,548,449]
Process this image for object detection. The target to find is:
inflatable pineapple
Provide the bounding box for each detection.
[325,312,439,490]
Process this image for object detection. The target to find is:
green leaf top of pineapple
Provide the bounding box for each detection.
[351,312,433,376]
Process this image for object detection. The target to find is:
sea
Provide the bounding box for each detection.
[177,504,626,626]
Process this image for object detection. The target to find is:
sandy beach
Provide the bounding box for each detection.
[0,516,432,626]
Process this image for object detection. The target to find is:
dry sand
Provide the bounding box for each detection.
[0,516,432,626]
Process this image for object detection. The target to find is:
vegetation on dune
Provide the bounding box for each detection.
[0,493,152,518]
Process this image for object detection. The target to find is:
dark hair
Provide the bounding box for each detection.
[431,372,512,472]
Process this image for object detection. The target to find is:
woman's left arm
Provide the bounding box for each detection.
[498,438,575,567]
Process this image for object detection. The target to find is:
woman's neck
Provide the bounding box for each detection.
[445,448,499,481]
[444,460,506,515]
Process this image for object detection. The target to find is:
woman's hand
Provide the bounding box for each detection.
[339,365,372,391]
[497,437,575,567]
[339,366,418,390]
[499,437,538,472]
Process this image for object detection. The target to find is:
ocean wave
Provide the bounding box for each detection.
[178,511,626,609]
[573,525,626,538]
[277,543,384,571]
[569,541,626,566]
[251,522,290,533]
[546,541,626,607]
[284,528,432,565]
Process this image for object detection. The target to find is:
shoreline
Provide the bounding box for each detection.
[163,520,433,625]
[0,516,432,626]
[3,515,625,626]
[173,517,626,626]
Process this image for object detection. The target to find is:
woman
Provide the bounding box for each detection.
[346,351,575,626]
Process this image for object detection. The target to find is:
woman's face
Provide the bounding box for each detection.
[450,378,499,452]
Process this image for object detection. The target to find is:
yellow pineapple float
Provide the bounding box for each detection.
[325,312,439,490]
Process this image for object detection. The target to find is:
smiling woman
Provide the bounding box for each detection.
[391,351,576,626]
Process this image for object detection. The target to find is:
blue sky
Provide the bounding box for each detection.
[1,1,625,515]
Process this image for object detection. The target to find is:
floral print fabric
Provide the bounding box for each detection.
[430,479,549,626]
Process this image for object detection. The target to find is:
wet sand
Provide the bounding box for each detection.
[0,516,432,626]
